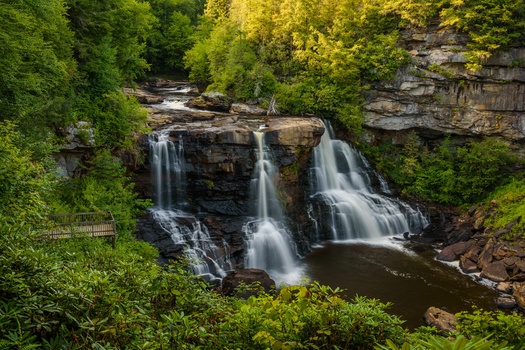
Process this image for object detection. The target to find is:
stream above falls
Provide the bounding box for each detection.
[134,81,503,329]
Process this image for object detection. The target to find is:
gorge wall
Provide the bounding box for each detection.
[363,22,525,145]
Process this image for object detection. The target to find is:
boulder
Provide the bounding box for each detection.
[459,255,479,274]
[230,103,267,115]
[495,282,513,293]
[423,307,457,333]
[495,296,517,310]
[512,282,525,312]
[502,256,520,267]
[123,87,165,104]
[187,92,233,112]
[516,259,525,272]
[265,117,326,148]
[436,241,474,262]
[222,269,276,298]
[480,261,509,282]
[477,238,495,270]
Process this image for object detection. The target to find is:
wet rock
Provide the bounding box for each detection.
[495,296,517,310]
[423,307,457,333]
[221,269,276,298]
[436,241,474,262]
[496,282,513,293]
[511,272,525,282]
[477,238,495,270]
[516,259,525,272]
[460,255,479,274]
[512,282,525,312]
[124,87,164,104]
[480,261,509,282]
[502,256,520,267]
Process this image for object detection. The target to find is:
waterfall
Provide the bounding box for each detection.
[149,132,185,209]
[310,121,428,240]
[244,132,298,281]
[149,131,232,281]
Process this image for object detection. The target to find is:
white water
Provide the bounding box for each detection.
[311,121,428,241]
[149,132,232,281]
[245,132,301,284]
[149,131,185,208]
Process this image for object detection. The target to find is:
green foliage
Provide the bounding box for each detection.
[0,0,75,137]
[377,334,510,350]
[428,64,454,78]
[0,121,59,227]
[51,150,151,238]
[146,0,205,74]
[184,0,412,130]
[371,134,519,206]
[483,178,525,239]
[384,0,525,71]
[456,308,525,349]
[222,283,405,349]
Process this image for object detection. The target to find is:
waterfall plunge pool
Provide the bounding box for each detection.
[302,239,499,329]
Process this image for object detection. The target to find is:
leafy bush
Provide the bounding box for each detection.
[377,334,510,350]
[456,308,525,349]
[483,178,525,239]
[0,121,59,226]
[367,134,520,206]
[221,283,405,349]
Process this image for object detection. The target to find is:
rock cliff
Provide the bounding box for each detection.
[132,92,325,266]
[364,23,525,143]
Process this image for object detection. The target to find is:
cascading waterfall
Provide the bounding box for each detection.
[149,132,185,209]
[149,131,232,280]
[244,131,298,281]
[310,121,428,240]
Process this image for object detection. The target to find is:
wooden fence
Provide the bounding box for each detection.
[46,212,117,247]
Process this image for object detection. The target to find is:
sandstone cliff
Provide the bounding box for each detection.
[364,23,525,144]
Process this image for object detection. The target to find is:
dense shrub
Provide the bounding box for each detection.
[366,134,520,206]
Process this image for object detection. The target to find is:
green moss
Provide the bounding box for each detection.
[428,64,454,79]
[203,179,215,189]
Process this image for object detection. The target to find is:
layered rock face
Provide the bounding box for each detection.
[364,23,525,142]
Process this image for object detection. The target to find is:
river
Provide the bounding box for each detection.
[303,240,499,329]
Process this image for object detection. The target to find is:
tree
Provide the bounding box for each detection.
[0,0,75,137]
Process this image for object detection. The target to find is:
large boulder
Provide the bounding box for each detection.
[222,269,276,298]
[480,261,510,282]
[423,307,457,333]
[230,103,267,115]
[436,241,474,262]
[513,282,525,312]
[187,92,233,112]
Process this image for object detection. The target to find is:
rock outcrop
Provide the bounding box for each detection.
[53,121,96,177]
[364,22,525,143]
[133,100,325,266]
[221,269,276,298]
[437,204,525,312]
[423,307,458,333]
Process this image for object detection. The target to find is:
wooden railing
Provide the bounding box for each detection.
[46,212,117,247]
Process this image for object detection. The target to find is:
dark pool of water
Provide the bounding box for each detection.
[303,240,500,329]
